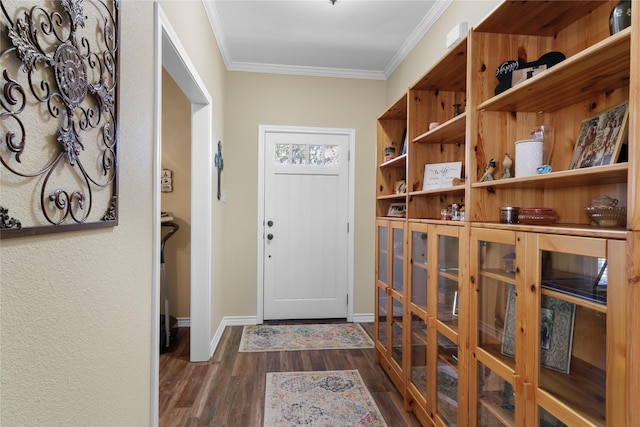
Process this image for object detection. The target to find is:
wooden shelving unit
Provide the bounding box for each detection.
[374,1,638,425]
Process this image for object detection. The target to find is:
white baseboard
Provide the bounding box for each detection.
[353,313,374,323]
[209,316,257,357]
[207,314,373,358]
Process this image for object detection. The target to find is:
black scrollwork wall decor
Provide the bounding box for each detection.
[0,0,120,239]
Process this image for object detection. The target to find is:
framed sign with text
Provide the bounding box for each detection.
[422,161,462,191]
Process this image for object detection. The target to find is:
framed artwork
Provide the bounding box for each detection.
[452,291,459,317]
[501,287,576,373]
[399,128,408,156]
[1,0,120,238]
[569,102,629,169]
[387,203,406,218]
[423,161,463,191]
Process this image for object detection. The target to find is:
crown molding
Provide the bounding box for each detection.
[383,0,453,78]
[227,61,387,80]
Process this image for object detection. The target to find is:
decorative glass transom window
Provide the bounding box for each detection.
[275,144,340,166]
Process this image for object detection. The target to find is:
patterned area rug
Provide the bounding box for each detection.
[239,323,374,352]
[264,370,388,427]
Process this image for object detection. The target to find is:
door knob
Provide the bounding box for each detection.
[267,233,274,240]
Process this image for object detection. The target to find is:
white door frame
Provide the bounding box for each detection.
[152,5,213,425]
[256,125,355,324]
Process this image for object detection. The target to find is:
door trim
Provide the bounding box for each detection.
[256,125,355,324]
[153,6,214,426]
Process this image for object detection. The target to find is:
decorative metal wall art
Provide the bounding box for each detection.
[0,0,120,238]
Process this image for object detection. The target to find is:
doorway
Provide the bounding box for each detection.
[153,5,214,425]
[257,125,356,323]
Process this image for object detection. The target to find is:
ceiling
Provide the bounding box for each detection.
[203,0,452,80]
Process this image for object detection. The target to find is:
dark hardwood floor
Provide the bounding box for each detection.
[159,323,421,426]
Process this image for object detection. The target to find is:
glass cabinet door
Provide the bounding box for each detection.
[410,315,428,399]
[407,222,429,411]
[436,230,460,332]
[392,222,405,293]
[533,235,610,426]
[436,332,459,427]
[392,297,403,368]
[377,286,388,348]
[377,222,388,285]
[410,226,428,311]
[470,228,519,427]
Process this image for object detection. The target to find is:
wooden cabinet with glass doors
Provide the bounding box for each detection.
[469,228,525,427]
[375,218,407,395]
[406,222,468,426]
[375,0,639,425]
[469,229,628,427]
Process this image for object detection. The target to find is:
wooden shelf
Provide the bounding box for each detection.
[413,113,466,145]
[479,268,516,286]
[477,29,631,113]
[377,193,406,201]
[474,1,607,36]
[409,184,465,198]
[470,221,628,240]
[411,37,467,91]
[472,163,628,189]
[378,93,407,120]
[478,392,515,427]
[380,153,407,169]
[539,357,606,426]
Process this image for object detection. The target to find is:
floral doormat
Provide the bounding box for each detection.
[264,370,388,427]
[239,323,374,352]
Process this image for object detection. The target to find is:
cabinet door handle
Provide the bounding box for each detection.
[267,233,274,240]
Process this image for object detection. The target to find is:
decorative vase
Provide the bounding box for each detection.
[609,1,631,35]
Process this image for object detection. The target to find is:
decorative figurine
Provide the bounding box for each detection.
[480,158,497,182]
[502,153,513,178]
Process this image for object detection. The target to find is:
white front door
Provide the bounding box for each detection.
[261,127,351,320]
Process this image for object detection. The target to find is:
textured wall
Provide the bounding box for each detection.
[1,1,155,425]
[161,69,192,319]
[223,72,387,317]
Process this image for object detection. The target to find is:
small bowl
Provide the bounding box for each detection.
[518,207,556,225]
[584,206,626,227]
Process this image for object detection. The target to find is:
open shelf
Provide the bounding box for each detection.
[413,113,466,145]
[476,29,630,113]
[471,163,628,190]
[474,1,608,36]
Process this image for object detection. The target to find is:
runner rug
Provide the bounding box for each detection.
[264,370,388,427]
[239,323,373,352]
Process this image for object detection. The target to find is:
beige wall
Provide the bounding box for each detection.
[0,1,156,425]
[161,69,192,319]
[1,1,502,424]
[387,0,501,102]
[222,72,387,316]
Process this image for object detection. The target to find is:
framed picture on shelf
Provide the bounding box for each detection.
[501,287,576,373]
[423,161,463,191]
[398,128,408,156]
[452,291,459,317]
[569,102,629,169]
[387,203,406,218]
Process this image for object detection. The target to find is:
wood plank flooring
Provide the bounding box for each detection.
[159,323,421,426]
